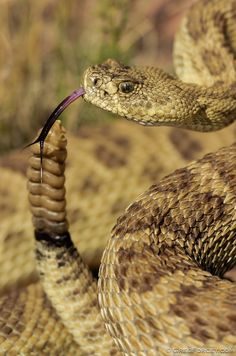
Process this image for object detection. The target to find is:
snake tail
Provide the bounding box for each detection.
[27,121,118,354]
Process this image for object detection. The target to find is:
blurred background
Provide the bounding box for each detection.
[0,0,196,153]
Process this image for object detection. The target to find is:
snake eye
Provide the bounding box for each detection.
[119,81,135,93]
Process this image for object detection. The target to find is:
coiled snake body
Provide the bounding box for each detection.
[0,0,236,354]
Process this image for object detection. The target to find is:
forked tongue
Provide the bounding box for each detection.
[26,87,85,181]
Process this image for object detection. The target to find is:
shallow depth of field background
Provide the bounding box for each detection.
[0,0,195,153]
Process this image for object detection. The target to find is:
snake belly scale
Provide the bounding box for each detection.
[0,0,236,355]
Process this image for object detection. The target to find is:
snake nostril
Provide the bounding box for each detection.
[92,77,99,86]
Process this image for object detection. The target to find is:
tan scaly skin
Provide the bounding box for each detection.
[0,0,236,354]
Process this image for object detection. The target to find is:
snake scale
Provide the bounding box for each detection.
[0,0,236,354]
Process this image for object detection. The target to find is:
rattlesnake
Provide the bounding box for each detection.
[0,0,236,354]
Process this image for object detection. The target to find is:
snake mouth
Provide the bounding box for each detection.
[26,87,85,180]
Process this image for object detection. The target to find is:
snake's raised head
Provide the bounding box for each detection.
[83,58,202,127]
[83,58,175,125]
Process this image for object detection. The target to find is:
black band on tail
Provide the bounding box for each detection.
[35,230,73,248]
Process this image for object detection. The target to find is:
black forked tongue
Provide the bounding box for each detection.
[26,87,85,182]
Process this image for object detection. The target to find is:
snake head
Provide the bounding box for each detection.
[82,58,160,125]
[82,58,196,127]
